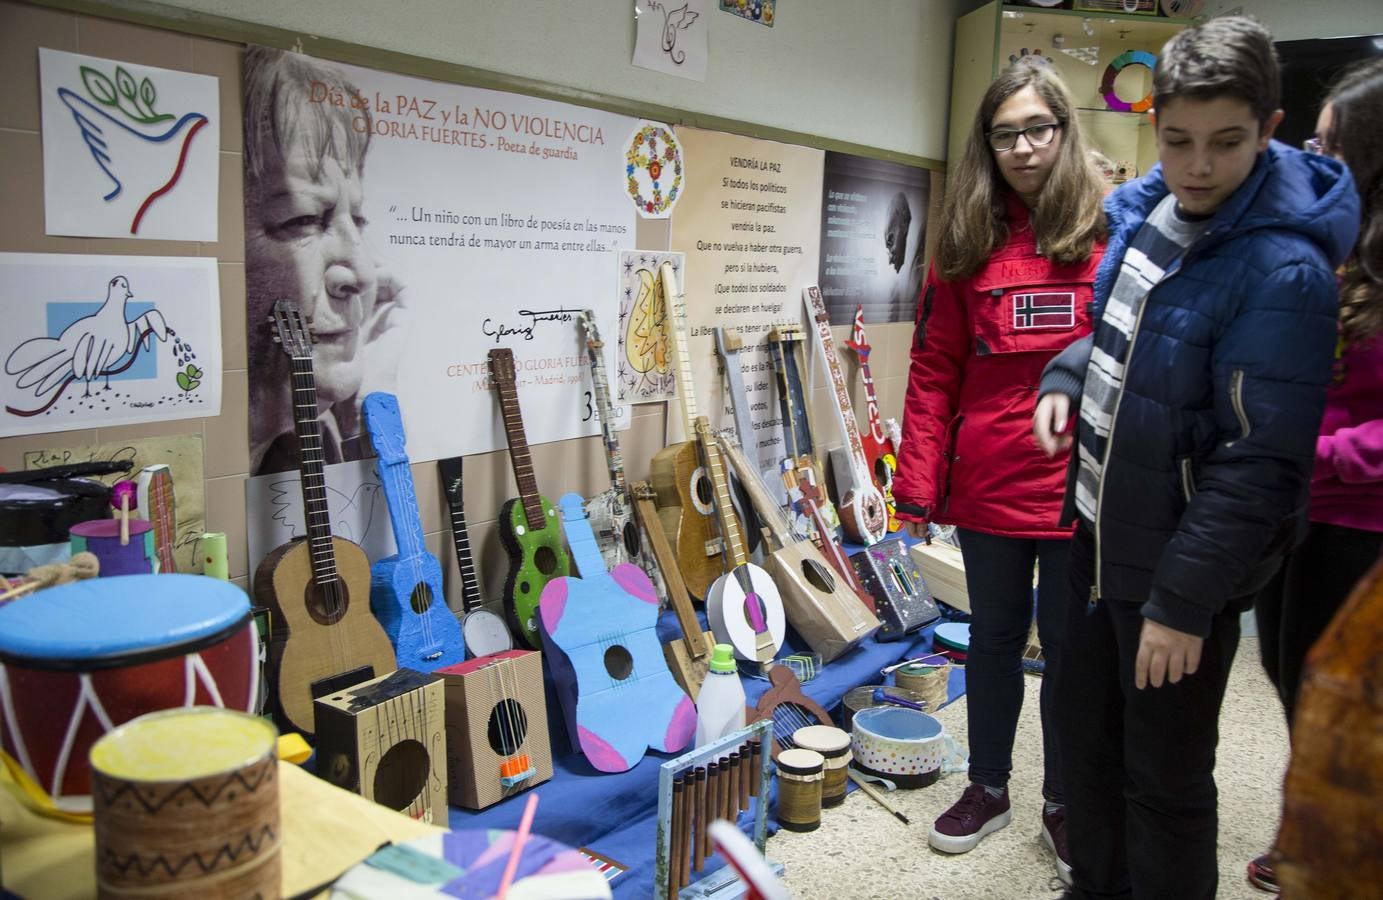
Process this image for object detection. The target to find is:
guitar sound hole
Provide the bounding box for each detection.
[801,559,836,594]
[534,546,557,576]
[305,579,348,627]
[604,644,634,681]
[621,521,641,558]
[409,582,434,615]
[487,699,529,756]
[694,472,714,507]
[874,457,894,489]
[373,738,429,812]
[740,594,768,630]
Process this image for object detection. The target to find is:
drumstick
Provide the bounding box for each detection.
[497,792,538,899]
[848,769,910,825]
[112,481,137,547]
[0,581,40,603]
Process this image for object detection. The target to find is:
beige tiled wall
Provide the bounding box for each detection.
[0,0,918,616]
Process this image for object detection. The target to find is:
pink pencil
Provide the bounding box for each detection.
[496,793,539,900]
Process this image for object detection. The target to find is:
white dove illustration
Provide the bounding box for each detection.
[57,86,210,235]
[5,275,170,408]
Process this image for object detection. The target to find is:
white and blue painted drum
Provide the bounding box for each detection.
[850,706,967,789]
[0,574,257,811]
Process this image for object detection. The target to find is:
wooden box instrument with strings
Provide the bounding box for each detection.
[436,649,551,811]
[851,538,941,641]
[313,667,447,825]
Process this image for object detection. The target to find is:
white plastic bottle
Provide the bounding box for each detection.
[695,643,747,747]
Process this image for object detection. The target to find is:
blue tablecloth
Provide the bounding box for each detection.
[446,535,969,897]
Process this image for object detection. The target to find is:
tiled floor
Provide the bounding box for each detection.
[769,636,1287,899]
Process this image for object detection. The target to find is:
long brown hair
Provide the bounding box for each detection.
[935,59,1106,281]
[1324,58,1383,345]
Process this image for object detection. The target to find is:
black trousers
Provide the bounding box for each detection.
[956,528,1068,803]
[1254,521,1383,726]
[1058,525,1239,900]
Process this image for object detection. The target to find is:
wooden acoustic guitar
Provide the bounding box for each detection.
[701,418,786,670]
[716,432,879,662]
[843,306,901,532]
[632,480,715,700]
[489,348,572,649]
[254,300,397,738]
[538,493,696,773]
[650,262,727,600]
[362,392,465,672]
[437,455,513,659]
[803,285,888,546]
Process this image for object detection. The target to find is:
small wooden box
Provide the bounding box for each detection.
[436,650,552,810]
[314,668,448,825]
[910,541,970,612]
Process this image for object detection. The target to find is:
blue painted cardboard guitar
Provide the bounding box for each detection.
[538,492,695,773]
[363,392,465,671]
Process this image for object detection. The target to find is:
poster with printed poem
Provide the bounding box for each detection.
[243,47,637,477]
[668,127,823,493]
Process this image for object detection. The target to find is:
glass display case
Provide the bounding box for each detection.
[948,2,1198,180]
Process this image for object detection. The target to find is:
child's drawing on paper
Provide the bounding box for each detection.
[40,48,219,241]
[616,251,680,403]
[0,253,222,438]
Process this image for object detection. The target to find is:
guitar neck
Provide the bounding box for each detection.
[714,328,756,456]
[290,354,339,587]
[494,376,546,530]
[377,459,427,561]
[559,494,607,575]
[580,315,629,498]
[438,457,485,614]
[700,420,746,568]
[804,287,870,478]
[847,310,891,449]
[715,432,792,550]
[661,263,699,435]
[633,486,705,661]
[146,471,176,573]
[768,334,801,460]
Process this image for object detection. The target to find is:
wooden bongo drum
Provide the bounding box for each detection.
[90,707,280,899]
[0,574,258,812]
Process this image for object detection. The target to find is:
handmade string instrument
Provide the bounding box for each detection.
[363,392,465,671]
[538,493,695,773]
[489,348,572,649]
[254,300,396,738]
[134,464,177,573]
[710,325,762,554]
[649,262,725,600]
[842,306,900,532]
[767,326,838,542]
[437,456,513,659]
[632,481,714,700]
[747,666,834,761]
[702,420,785,669]
[716,433,878,662]
[803,285,887,545]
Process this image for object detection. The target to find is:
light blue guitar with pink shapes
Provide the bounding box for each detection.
[538,492,695,773]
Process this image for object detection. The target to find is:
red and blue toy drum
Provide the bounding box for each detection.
[0,574,258,812]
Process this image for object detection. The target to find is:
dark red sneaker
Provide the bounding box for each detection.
[928,783,1012,853]
[1247,854,1280,893]
[1042,806,1073,886]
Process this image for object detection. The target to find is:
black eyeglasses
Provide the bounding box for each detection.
[987,122,1061,152]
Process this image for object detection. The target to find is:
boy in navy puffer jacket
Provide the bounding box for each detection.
[1032,17,1359,899]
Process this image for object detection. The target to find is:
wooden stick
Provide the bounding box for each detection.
[0,581,41,603]
[693,767,708,873]
[681,771,695,888]
[119,492,130,546]
[848,769,910,825]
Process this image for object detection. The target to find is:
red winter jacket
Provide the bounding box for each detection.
[893,194,1102,539]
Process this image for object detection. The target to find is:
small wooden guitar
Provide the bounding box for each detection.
[437,455,513,659]
[135,464,176,573]
[803,285,888,546]
[489,348,572,649]
[717,432,878,662]
[701,419,785,669]
[254,300,396,738]
[747,666,835,761]
[650,262,726,600]
[767,326,838,542]
[539,493,696,773]
[843,306,900,532]
[792,465,874,609]
[363,392,465,672]
[632,481,715,700]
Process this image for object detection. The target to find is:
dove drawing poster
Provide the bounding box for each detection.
[39,48,220,241]
[0,252,222,437]
[633,0,708,82]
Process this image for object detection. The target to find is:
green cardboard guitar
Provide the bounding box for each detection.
[488,348,572,648]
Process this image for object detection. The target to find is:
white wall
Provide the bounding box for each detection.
[144,0,964,162]
[1215,0,1383,42]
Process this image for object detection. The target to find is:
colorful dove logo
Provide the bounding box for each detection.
[56,64,210,235]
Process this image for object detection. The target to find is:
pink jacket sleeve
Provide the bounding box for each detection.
[1318,420,1383,483]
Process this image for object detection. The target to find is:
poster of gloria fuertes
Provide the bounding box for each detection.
[242,46,638,476]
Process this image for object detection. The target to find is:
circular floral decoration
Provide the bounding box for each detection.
[624,120,684,219]
[1102,50,1157,114]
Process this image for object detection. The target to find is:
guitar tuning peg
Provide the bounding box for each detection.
[271,334,281,344]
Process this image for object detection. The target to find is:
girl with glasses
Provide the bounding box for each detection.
[891,58,1106,885]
